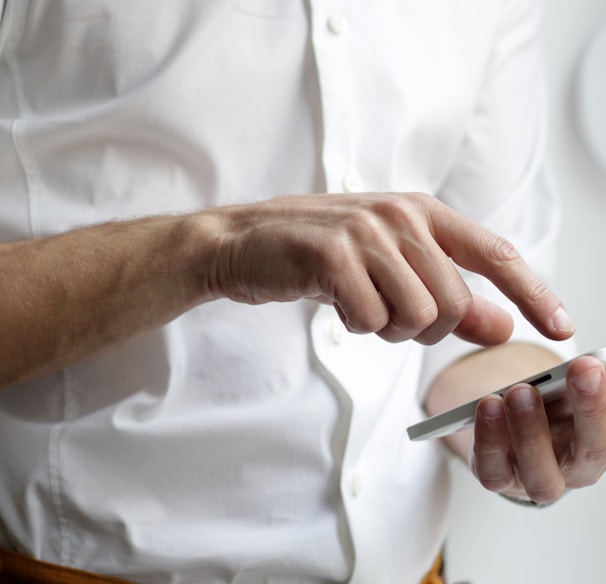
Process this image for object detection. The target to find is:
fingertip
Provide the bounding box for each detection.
[550,306,576,339]
[568,358,605,395]
[477,394,505,419]
[475,396,507,442]
[504,383,540,412]
[568,354,606,376]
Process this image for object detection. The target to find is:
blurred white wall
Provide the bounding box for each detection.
[548,2,606,353]
[446,1,606,583]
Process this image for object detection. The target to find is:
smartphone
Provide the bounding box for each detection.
[406,347,606,441]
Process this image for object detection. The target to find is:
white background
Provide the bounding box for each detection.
[446,1,606,583]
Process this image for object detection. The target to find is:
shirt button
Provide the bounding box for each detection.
[327,15,348,35]
[350,472,363,498]
[342,171,362,193]
[330,320,345,346]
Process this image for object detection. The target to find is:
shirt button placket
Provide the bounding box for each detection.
[314,3,360,196]
[326,14,363,196]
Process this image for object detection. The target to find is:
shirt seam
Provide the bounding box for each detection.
[48,368,75,566]
[7,44,40,237]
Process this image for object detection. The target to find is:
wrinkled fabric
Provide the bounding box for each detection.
[0,1,574,583]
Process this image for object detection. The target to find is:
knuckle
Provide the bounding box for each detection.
[377,193,431,233]
[380,302,439,343]
[473,446,515,493]
[567,447,606,488]
[567,472,600,490]
[377,323,413,344]
[582,446,606,466]
[402,191,435,214]
[323,233,356,271]
[485,234,519,265]
[524,280,552,307]
[409,301,439,332]
[563,459,598,489]
[442,289,473,322]
[576,405,606,428]
[352,205,384,236]
[414,329,448,346]
[478,475,512,493]
[525,483,565,505]
[351,312,388,335]
[404,191,435,209]
[413,292,472,346]
[474,438,505,457]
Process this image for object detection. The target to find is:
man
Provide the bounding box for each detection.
[0,1,604,583]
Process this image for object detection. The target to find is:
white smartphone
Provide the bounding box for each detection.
[406,346,606,442]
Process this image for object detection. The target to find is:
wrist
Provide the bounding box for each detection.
[177,209,236,305]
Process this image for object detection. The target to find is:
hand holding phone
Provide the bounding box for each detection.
[406,347,606,441]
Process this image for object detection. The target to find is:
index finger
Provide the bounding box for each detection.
[432,202,575,341]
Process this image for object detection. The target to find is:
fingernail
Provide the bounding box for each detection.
[552,306,575,333]
[507,385,536,411]
[480,396,503,418]
[572,367,603,395]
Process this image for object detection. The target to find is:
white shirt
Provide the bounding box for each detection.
[0,1,574,583]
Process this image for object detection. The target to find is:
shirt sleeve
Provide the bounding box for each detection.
[417,0,577,400]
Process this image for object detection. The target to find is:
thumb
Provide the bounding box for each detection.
[453,294,514,346]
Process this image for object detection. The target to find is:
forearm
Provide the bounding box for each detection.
[0,190,574,391]
[424,342,563,460]
[0,213,219,388]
